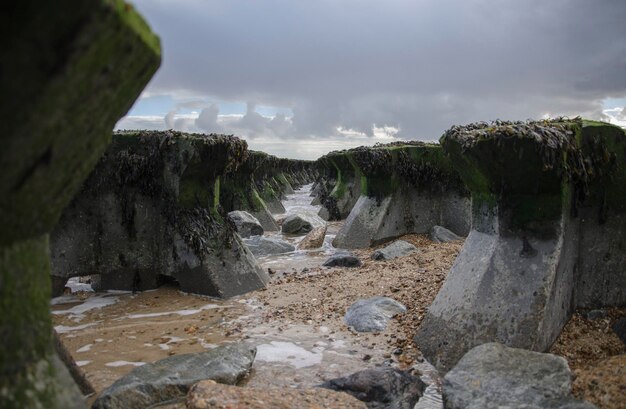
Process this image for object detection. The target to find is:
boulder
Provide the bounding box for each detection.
[320,367,425,409]
[243,236,295,257]
[187,380,367,409]
[92,343,256,409]
[371,240,418,261]
[612,317,626,346]
[430,226,462,243]
[443,343,596,409]
[282,213,325,235]
[323,254,362,268]
[228,211,264,238]
[297,226,327,250]
[344,297,406,332]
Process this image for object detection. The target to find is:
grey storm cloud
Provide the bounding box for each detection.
[132,0,626,140]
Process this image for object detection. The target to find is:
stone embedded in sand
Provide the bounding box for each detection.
[344,297,406,332]
[371,240,418,260]
[443,343,596,409]
[187,380,367,409]
[323,254,362,268]
[320,367,425,409]
[429,225,462,243]
[297,225,328,250]
[228,210,264,238]
[243,236,296,257]
[282,213,326,234]
[92,343,256,409]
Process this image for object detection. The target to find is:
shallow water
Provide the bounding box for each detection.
[52,183,443,408]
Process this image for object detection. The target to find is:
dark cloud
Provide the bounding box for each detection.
[131,0,626,142]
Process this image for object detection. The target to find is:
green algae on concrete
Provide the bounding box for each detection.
[0,1,161,406]
[415,118,626,372]
[51,131,268,298]
[0,0,161,246]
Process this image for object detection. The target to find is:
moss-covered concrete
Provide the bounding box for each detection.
[0,1,160,406]
[0,0,161,246]
[327,142,470,248]
[51,131,269,298]
[415,119,626,372]
[221,151,317,220]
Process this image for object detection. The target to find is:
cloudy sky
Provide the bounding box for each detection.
[117,0,626,159]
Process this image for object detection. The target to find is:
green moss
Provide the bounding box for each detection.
[0,235,65,407]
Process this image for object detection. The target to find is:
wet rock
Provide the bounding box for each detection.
[228,211,264,238]
[323,254,362,268]
[612,317,626,346]
[371,240,418,261]
[320,367,425,409]
[282,213,325,234]
[243,236,295,257]
[187,380,367,409]
[92,343,256,409]
[297,226,327,250]
[344,297,406,332]
[443,343,596,409]
[430,225,462,243]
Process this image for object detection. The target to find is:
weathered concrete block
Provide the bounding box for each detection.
[0,1,160,407]
[574,122,626,308]
[51,132,269,298]
[0,0,161,246]
[332,144,470,249]
[317,153,363,221]
[415,119,626,372]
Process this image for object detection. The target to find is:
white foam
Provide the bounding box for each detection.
[255,341,323,369]
[105,361,145,367]
[54,323,97,334]
[76,361,91,367]
[65,277,94,293]
[124,304,224,319]
[76,344,92,353]
[52,295,119,319]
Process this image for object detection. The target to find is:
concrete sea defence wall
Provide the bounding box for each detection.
[51,131,269,298]
[220,151,318,231]
[414,119,626,372]
[328,143,471,249]
[0,1,161,407]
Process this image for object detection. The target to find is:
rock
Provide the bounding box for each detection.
[371,240,418,261]
[92,343,256,409]
[320,367,425,409]
[228,211,264,238]
[243,236,295,257]
[612,317,626,346]
[187,380,367,409]
[430,225,462,243]
[281,213,325,235]
[344,297,406,332]
[585,309,608,321]
[443,343,597,409]
[323,254,362,268]
[297,226,327,250]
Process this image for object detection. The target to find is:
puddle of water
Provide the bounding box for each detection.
[256,341,323,369]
